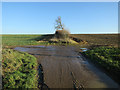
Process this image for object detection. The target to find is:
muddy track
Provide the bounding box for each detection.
[38,64,49,89]
[14,46,119,88]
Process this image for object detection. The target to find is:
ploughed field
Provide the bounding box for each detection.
[71,34,118,47]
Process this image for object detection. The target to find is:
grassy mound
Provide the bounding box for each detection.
[49,38,79,44]
[2,49,38,88]
[47,30,87,45]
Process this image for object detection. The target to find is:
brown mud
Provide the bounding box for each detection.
[14,45,119,88]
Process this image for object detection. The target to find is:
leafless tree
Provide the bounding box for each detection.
[55,16,64,30]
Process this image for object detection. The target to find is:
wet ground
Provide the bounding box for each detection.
[14,45,119,88]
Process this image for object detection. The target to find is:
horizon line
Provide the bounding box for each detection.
[0,32,120,35]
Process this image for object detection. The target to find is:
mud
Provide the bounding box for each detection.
[14,45,119,88]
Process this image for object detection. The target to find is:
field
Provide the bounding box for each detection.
[2,35,44,47]
[1,34,120,88]
[2,34,118,47]
[71,34,118,47]
[2,34,76,47]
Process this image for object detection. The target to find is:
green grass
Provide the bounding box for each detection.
[2,34,80,47]
[82,46,120,83]
[2,49,38,88]
[2,35,49,47]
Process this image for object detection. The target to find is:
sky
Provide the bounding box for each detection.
[2,0,120,2]
[2,2,118,34]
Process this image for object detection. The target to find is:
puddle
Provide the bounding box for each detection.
[14,47,31,52]
[80,48,88,52]
[29,45,46,48]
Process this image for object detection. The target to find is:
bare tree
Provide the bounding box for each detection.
[55,16,64,30]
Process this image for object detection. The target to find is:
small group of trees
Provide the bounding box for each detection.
[54,16,70,39]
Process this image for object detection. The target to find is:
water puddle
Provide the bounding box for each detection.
[14,45,47,52]
[14,47,31,52]
[27,45,46,48]
[80,48,88,52]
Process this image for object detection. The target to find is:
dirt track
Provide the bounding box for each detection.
[14,46,119,88]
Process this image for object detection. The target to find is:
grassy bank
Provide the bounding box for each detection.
[2,49,38,88]
[82,46,120,83]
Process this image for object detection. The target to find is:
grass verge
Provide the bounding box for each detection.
[2,49,38,88]
[82,46,120,84]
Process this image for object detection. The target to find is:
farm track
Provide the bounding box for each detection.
[14,46,119,88]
